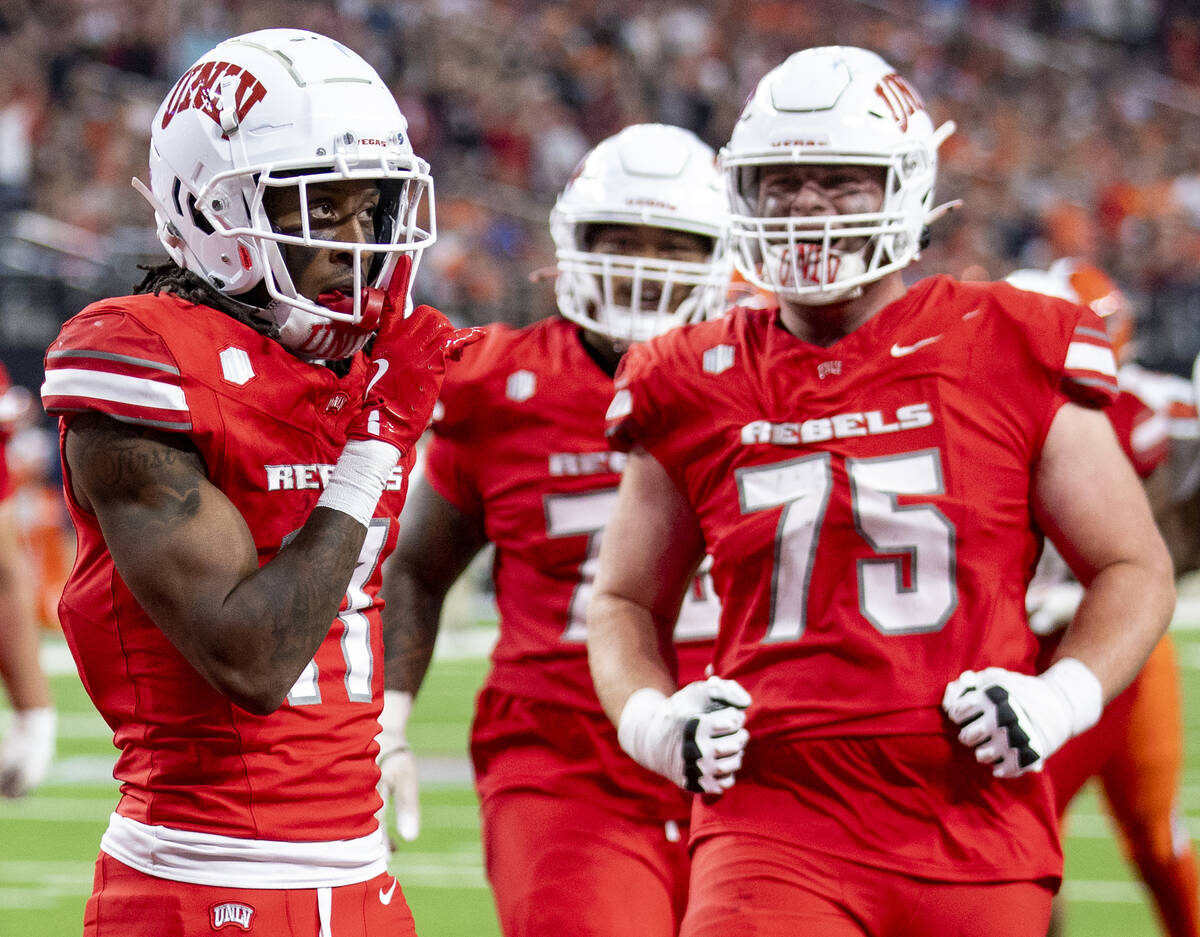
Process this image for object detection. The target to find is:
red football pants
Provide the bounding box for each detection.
[480,790,691,937]
[681,829,1055,937]
[83,851,418,936]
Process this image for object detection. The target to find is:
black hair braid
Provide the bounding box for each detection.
[133,261,278,339]
[132,261,353,377]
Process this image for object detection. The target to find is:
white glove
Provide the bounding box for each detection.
[0,707,56,798]
[942,658,1103,778]
[376,690,420,845]
[617,676,751,795]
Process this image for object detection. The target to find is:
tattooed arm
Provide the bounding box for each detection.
[64,412,368,714]
[379,475,487,695]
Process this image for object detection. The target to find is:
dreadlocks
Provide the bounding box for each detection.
[134,261,278,340]
[132,261,352,376]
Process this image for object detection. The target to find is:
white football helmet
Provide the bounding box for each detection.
[550,124,731,344]
[721,46,956,306]
[133,28,435,360]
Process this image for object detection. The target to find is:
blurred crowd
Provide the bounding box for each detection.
[1,0,1199,366]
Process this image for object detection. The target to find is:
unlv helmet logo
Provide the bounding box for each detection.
[874,73,925,132]
[161,60,268,131]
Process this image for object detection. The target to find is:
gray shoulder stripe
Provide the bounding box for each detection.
[46,405,192,431]
[1069,376,1119,391]
[1072,327,1109,342]
[109,413,193,431]
[47,349,181,376]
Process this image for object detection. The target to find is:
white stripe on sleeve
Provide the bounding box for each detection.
[1131,411,1169,455]
[1065,342,1118,378]
[42,368,188,412]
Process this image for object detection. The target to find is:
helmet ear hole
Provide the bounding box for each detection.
[185,194,214,236]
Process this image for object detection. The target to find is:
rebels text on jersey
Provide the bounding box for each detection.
[41,293,411,843]
[607,275,1119,743]
[428,316,718,713]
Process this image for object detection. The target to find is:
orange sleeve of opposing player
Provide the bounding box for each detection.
[1103,635,1185,824]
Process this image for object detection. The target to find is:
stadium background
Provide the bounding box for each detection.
[2,0,1200,934]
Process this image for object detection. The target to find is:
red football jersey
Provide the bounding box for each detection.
[42,293,411,843]
[1107,389,1168,478]
[608,275,1119,881]
[427,316,718,713]
[608,275,1119,741]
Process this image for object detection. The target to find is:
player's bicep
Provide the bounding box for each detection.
[387,476,486,596]
[1034,402,1166,582]
[594,447,705,624]
[379,478,486,693]
[64,412,259,635]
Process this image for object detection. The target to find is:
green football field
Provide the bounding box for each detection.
[6,600,1200,937]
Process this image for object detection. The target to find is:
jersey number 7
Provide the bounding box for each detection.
[286,518,390,705]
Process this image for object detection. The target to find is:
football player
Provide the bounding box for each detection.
[39,29,477,937]
[0,362,55,798]
[1010,260,1199,937]
[378,123,733,936]
[587,47,1175,937]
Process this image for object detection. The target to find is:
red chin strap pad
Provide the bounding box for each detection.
[315,255,415,336]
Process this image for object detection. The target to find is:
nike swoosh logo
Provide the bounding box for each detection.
[379,878,398,905]
[890,335,942,357]
[366,359,389,395]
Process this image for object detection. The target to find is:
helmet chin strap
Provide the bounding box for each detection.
[768,238,868,305]
[252,256,417,361]
[315,288,387,334]
[315,253,414,332]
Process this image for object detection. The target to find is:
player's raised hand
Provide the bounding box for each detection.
[942,659,1102,778]
[345,301,482,458]
[327,261,481,458]
[617,676,751,795]
[316,278,482,529]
